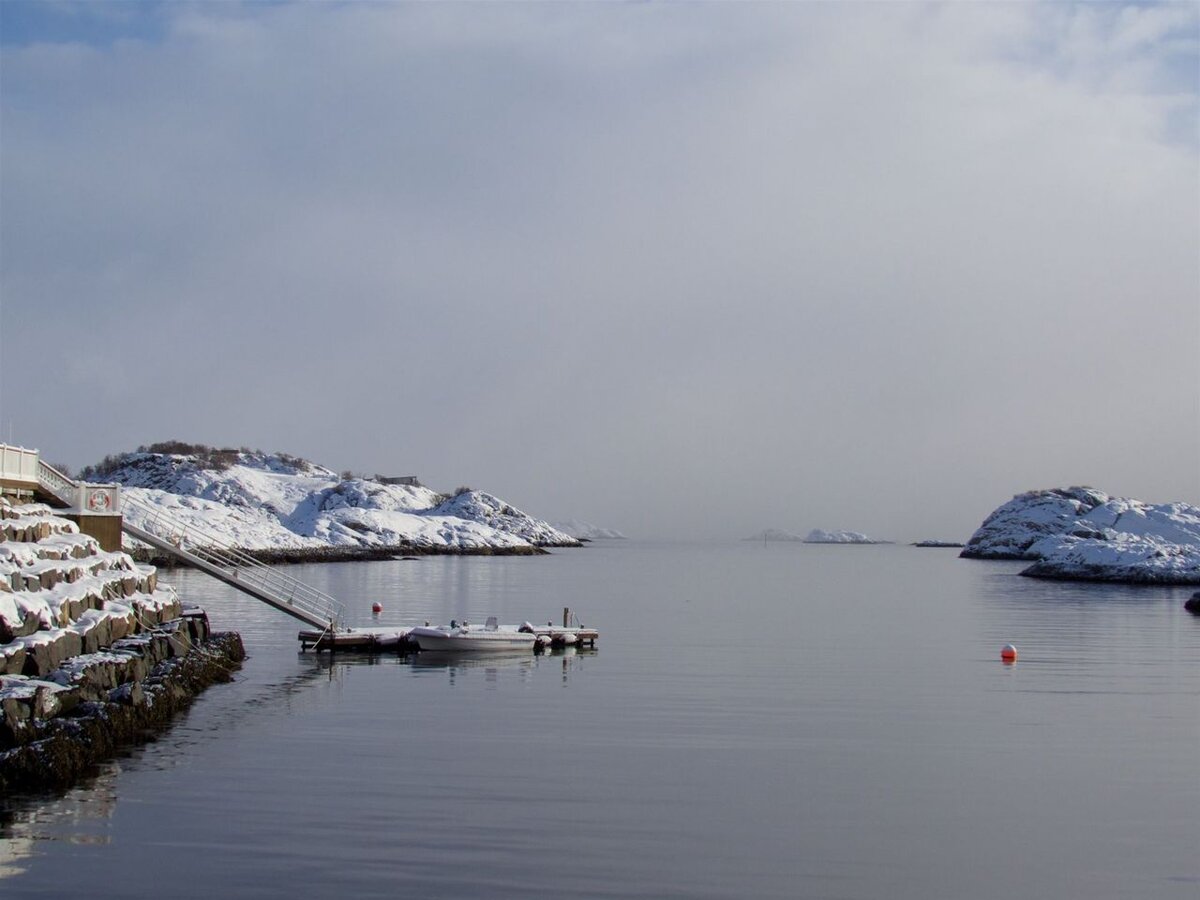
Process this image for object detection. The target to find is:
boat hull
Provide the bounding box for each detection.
[409,625,536,653]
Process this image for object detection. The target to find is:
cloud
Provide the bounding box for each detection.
[1,1,1196,538]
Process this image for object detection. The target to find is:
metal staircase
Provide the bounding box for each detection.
[35,461,347,633]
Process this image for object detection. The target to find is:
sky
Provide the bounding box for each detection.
[1,1,1197,541]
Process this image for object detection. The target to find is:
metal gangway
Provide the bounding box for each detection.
[35,460,347,633]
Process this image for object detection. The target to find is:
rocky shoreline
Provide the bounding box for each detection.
[1022,561,1200,588]
[1,631,244,794]
[1,498,248,795]
[130,541,554,567]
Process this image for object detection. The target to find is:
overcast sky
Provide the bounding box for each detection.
[1,1,1197,540]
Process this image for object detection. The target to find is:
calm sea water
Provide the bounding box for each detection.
[2,541,1197,899]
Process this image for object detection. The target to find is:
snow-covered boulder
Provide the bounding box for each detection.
[962,487,1200,584]
[803,529,888,544]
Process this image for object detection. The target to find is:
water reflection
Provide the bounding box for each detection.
[308,646,597,689]
[8,546,1195,900]
[0,762,121,880]
[0,659,336,873]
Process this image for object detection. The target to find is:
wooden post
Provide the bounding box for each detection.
[563,607,570,627]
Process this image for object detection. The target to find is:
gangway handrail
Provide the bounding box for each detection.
[120,492,347,631]
[33,460,347,632]
[36,459,78,507]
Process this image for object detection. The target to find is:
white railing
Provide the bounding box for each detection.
[0,444,40,483]
[34,460,121,515]
[35,459,78,506]
[120,492,347,631]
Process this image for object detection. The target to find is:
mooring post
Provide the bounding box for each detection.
[563,607,570,627]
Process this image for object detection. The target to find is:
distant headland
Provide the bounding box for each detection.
[82,443,585,560]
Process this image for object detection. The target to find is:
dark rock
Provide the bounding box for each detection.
[0,697,34,748]
[0,632,244,794]
[31,685,61,719]
[110,681,145,707]
[3,646,27,676]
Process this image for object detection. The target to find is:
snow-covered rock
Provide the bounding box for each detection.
[803,529,888,544]
[93,449,580,553]
[550,520,627,540]
[961,486,1112,559]
[1021,533,1200,584]
[427,491,578,547]
[962,487,1200,584]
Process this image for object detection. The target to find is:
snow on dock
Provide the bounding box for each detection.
[298,609,598,653]
[298,624,598,653]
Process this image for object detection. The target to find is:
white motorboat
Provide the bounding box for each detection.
[408,616,536,653]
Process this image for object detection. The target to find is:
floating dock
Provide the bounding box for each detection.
[298,608,598,654]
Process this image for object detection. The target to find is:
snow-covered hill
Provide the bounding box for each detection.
[91,448,580,554]
[962,487,1200,584]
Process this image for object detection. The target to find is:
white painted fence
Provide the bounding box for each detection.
[0,444,39,484]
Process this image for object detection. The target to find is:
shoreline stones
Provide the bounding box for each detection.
[0,631,245,794]
[1,498,244,796]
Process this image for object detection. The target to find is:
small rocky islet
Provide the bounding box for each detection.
[744,486,1199,585]
[744,528,890,544]
[960,486,1200,584]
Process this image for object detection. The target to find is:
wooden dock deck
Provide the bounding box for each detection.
[299,623,598,654]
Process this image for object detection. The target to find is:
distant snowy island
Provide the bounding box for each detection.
[745,528,889,545]
[804,529,890,545]
[84,444,582,558]
[962,486,1200,584]
[549,520,627,540]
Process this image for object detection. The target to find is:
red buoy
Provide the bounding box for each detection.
[371,602,383,614]
[1001,643,1018,663]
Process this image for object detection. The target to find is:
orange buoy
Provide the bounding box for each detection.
[371,602,383,614]
[1001,643,1018,663]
